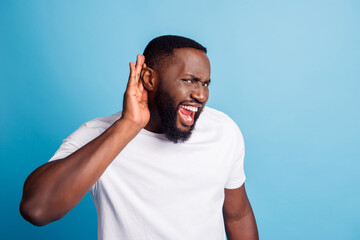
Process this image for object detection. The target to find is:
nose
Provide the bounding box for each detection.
[190,84,208,103]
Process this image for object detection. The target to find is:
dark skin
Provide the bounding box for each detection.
[144,48,210,133]
[20,49,258,239]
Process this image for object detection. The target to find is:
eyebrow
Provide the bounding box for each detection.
[184,74,211,84]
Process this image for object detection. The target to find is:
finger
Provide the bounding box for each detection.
[136,54,145,66]
[128,62,136,87]
[135,55,145,79]
[138,75,144,92]
[136,55,144,77]
[139,65,150,91]
[139,63,147,82]
[140,88,148,105]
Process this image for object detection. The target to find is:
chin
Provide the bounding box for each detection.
[162,123,194,144]
[176,122,192,132]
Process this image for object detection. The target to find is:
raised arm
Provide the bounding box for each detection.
[20,55,149,226]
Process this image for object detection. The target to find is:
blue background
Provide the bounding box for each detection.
[1,0,359,239]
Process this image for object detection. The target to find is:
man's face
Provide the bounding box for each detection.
[154,48,211,143]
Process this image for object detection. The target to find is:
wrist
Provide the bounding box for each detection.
[116,117,143,134]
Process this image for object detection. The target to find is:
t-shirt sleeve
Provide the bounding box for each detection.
[224,124,246,189]
[49,119,110,162]
[48,121,109,194]
[49,134,83,162]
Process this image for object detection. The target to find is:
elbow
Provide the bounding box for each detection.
[19,200,51,226]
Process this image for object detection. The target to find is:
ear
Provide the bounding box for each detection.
[141,66,157,91]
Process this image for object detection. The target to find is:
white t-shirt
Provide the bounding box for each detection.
[50,106,246,240]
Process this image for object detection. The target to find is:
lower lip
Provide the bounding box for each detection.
[178,107,195,126]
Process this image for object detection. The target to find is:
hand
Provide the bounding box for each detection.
[121,55,150,131]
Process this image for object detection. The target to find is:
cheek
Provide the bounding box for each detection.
[161,80,200,103]
[202,87,210,102]
[205,88,210,97]
[170,83,191,100]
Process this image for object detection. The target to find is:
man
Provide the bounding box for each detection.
[20,35,258,239]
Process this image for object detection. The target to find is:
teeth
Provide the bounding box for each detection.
[181,105,198,112]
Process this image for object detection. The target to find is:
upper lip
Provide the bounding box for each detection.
[179,102,203,108]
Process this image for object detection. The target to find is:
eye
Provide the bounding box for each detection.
[202,82,210,87]
[182,79,193,84]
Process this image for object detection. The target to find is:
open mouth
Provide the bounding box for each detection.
[178,104,199,126]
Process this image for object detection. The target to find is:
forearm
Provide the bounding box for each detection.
[224,209,259,240]
[20,118,139,226]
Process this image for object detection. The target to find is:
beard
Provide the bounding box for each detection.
[154,87,203,143]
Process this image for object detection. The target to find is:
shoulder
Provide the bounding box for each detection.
[199,107,242,132]
[81,112,122,129]
[202,106,234,121]
[67,112,122,145]
[196,106,244,143]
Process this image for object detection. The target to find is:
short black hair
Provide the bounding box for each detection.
[143,35,207,71]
